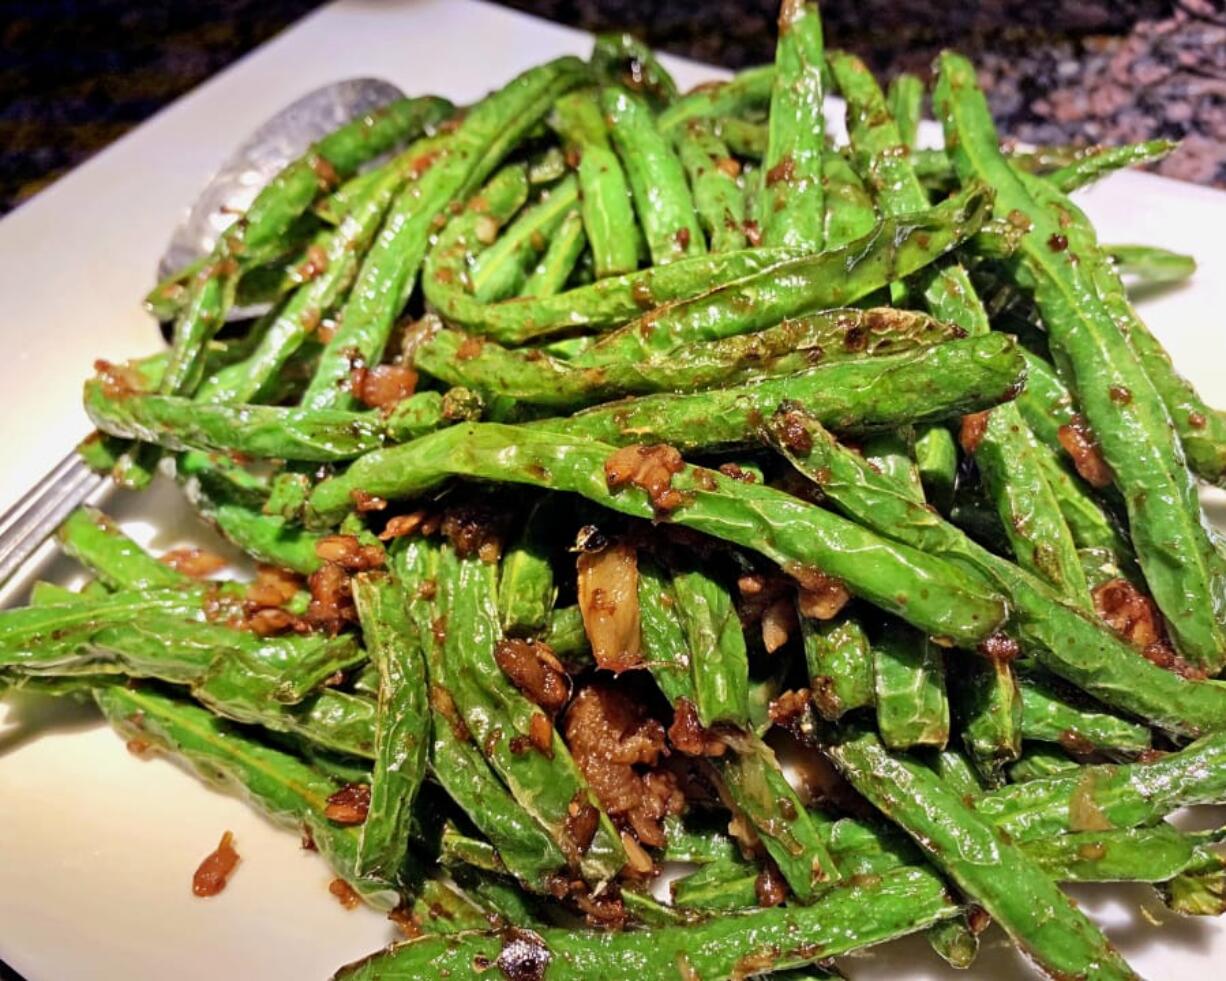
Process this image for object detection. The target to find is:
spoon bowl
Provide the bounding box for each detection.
[157,77,407,319]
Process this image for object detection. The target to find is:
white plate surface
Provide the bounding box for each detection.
[1,1,1225,977]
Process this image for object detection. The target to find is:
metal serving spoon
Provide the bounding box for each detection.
[0,77,407,591]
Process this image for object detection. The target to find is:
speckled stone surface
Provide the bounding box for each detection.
[499,0,1226,187]
[1,0,1222,215]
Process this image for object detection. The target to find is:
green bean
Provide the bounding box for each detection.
[308,424,1009,647]
[977,729,1226,841]
[591,32,678,108]
[1158,850,1226,916]
[22,584,372,755]
[820,764,1215,887]
[675,119,747,252]
[407,876,494,934]
[925,916,982,970]
[670,856,758,911]
[0,588,358,707]
[302,58,587,411]
[197,161,414,404]
[162,96,453,397]
[603,86,705,264]
[440,824,505,874]
[289,738,370,790]
[820,151,876,248]
[1009,745,1080,783]
[351,573,429,882]
[449,864,543,927]
[1090,241,1226,486]
[470,177,579,302]
[86,379,387,462]
[825,727,1139,980]
[663,562,749,727]
[27,581,97,607]
[0,593,199,668]
[497,497,557,636]
[659,815,739,865]
[936,52,1226,671]
[542,604,589,662]
[1014,346,1079,451]
[527,146,568,186]
[274,690,378,760]
[400,388,486,439]
[925,747,986,799]
[334,866,958,980]
[392,538,568,891]
[551,89,639,278]
[75,430,127,475]
[1105,243,1196,287]
[872,621,949,750]
[314,168,384,225]
[1117,327,1226,490]
[803,615,875,720]
[111,441,161,491]
[414,306,963,412]
[886,72,924,149]
[144,255,211,322]
[1046,140,1176,193]
[573,181,991,365]
[1034,446,1135,566]
[1017,673,1152,755]
[1080,544,1122,589]
[437,543,626,884]
[418,161,531,303]
[764,407,1226,736]
[862,432,924,500]
[88,376,466,464]
[834,49,1088,609]
[760,1,826,250]
[714,116,767,158]
[835,430,947,754]
[637,560,841,898]
[974,408,1094,605]
[423,242,801,342]
[912,425,958,514]
[718,730,842,900]
[912,142,1140,191]
[179,464,322,574]
[56,507,189,591]
[95,684,400,909]
[1022,177,1226,490]
[657,65,774,132]
[544,333,1026,452]
[228,221,334,305]
[619,889,699,928]
[263,470,311,522]
[954,656,1022,785]
[635,554,694,705]
[522,207,586,298]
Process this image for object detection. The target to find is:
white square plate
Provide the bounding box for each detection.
[2,2,1224,977]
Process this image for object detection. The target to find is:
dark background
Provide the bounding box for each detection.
[1,0,1222,214]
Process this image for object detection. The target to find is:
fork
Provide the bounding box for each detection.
[0,452,108,590]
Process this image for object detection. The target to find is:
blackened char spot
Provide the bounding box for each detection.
[496,927,551,981]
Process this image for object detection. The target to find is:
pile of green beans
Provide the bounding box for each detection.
[6,4,1226,979]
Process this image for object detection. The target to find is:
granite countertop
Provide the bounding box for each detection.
[1,0,1222,214]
